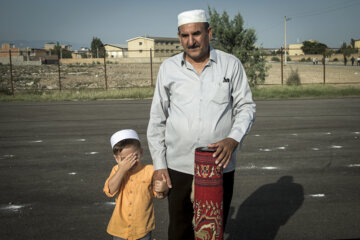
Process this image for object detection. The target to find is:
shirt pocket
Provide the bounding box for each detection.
[138,179,153,200]
[211,82,230,105]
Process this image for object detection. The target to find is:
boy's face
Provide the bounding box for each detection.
[114,145,142,170]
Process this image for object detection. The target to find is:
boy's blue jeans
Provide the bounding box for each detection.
[113,231,151,240]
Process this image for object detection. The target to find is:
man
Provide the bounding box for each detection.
[147,9,256,240]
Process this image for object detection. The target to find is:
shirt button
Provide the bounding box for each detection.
[128,225,131,228]
[130,191,132,194]
[129,214,131,216]
[129,202,132,205]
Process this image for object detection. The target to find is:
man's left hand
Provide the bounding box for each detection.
[208,138,239,168]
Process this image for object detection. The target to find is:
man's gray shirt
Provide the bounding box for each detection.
[147,47,256,175]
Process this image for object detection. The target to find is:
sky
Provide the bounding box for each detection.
[1,0,359,49]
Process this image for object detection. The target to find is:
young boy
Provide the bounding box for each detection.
[103,129,168,240]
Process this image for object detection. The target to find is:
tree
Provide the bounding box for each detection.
[208,7,269,87]
[53,42,72,58]
[339,41,357,57]
[301,40,327,55]
[91,37,105,58]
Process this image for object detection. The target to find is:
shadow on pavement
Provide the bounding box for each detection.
[226,176,304,240]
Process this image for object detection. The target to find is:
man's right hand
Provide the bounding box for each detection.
[153,169,172,189]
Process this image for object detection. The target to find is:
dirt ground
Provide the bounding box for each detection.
[266,62,360,85]
[1,61,360,91]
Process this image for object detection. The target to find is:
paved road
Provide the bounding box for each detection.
[0,98,359,240]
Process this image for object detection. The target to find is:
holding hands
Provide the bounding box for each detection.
[154,173,169,198]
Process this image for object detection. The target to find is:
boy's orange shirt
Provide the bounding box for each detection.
[103,163,155,240]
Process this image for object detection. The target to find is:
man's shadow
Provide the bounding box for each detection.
[226,176,304,240]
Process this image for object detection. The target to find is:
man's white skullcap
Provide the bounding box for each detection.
[110,129,139,149]
[178,9,207,27]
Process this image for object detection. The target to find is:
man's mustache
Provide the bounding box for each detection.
[188,43,200,49]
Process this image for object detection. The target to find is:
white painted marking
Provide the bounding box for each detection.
[307,194,325,198]
[76,139,86,142]
[31,140,43,143]
[330,145,343,149]
[312,148,320,151]
[291,133,298,136]
[68,172,77,175]
[259,148,272,152]
[353,132,360,135]
[276,146,286,150]
[348,164,360,168]
[261,166,279,170]
[105,202,116,206]
[254,134,260,137]
[325,132,332,135]
[85,152,99,155]
[0,204,27,212]
[237,164,256,170]
[3,154,15,158]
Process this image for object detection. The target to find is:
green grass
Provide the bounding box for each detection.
[0,87,155,102]
[252,85,360,99]
[1,85,360,102]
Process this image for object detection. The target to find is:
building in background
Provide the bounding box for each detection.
[72,47,91,59]
[127,36,182,58]
[288,43,304,56]
[104,44,128,58]
[354,39,360,52]
[44,42,72,51]
[0,43,58,65]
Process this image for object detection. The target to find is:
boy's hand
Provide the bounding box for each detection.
[118,153,138,172]
[154,174,169,197]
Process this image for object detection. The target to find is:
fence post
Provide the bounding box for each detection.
[323,53,326,85]
[104,49,108,90]
[9,50,14,95]
[57,51,62,91]
[150,48,153,87]
[280,47,284,85]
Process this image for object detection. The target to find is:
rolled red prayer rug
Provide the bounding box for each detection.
[194,147,223,240]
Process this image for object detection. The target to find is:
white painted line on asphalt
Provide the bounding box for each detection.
[68,172,77,175]
[75,139,86,142]
[276,146,286,150]
[3,154,15,158]
[325,132,332,135]
[259,148,272,152]
[330,145,343,149]
[312,148,320,151]
[291,133,298,136]
[347,164,360,168]
[254,134,260,137]
[353,132,360,135]
[104,202,116,206]
[85,152,99,155]
[236,164,256,170]
[307,194,325,198]
[31,140,43,143]
[261,166,279,170]
[0,204,27,212]
[236,165,279,170]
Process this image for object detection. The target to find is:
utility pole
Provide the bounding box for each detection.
[284,16,291,65]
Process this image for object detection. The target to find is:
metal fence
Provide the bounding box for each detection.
[1,48,360,95]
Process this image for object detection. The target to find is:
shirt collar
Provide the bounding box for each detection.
[180,45,217,66]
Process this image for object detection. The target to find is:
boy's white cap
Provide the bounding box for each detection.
[178,9,207,27]
[110,129,139,149]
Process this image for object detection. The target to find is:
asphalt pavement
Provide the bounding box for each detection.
[0,98,359,240]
